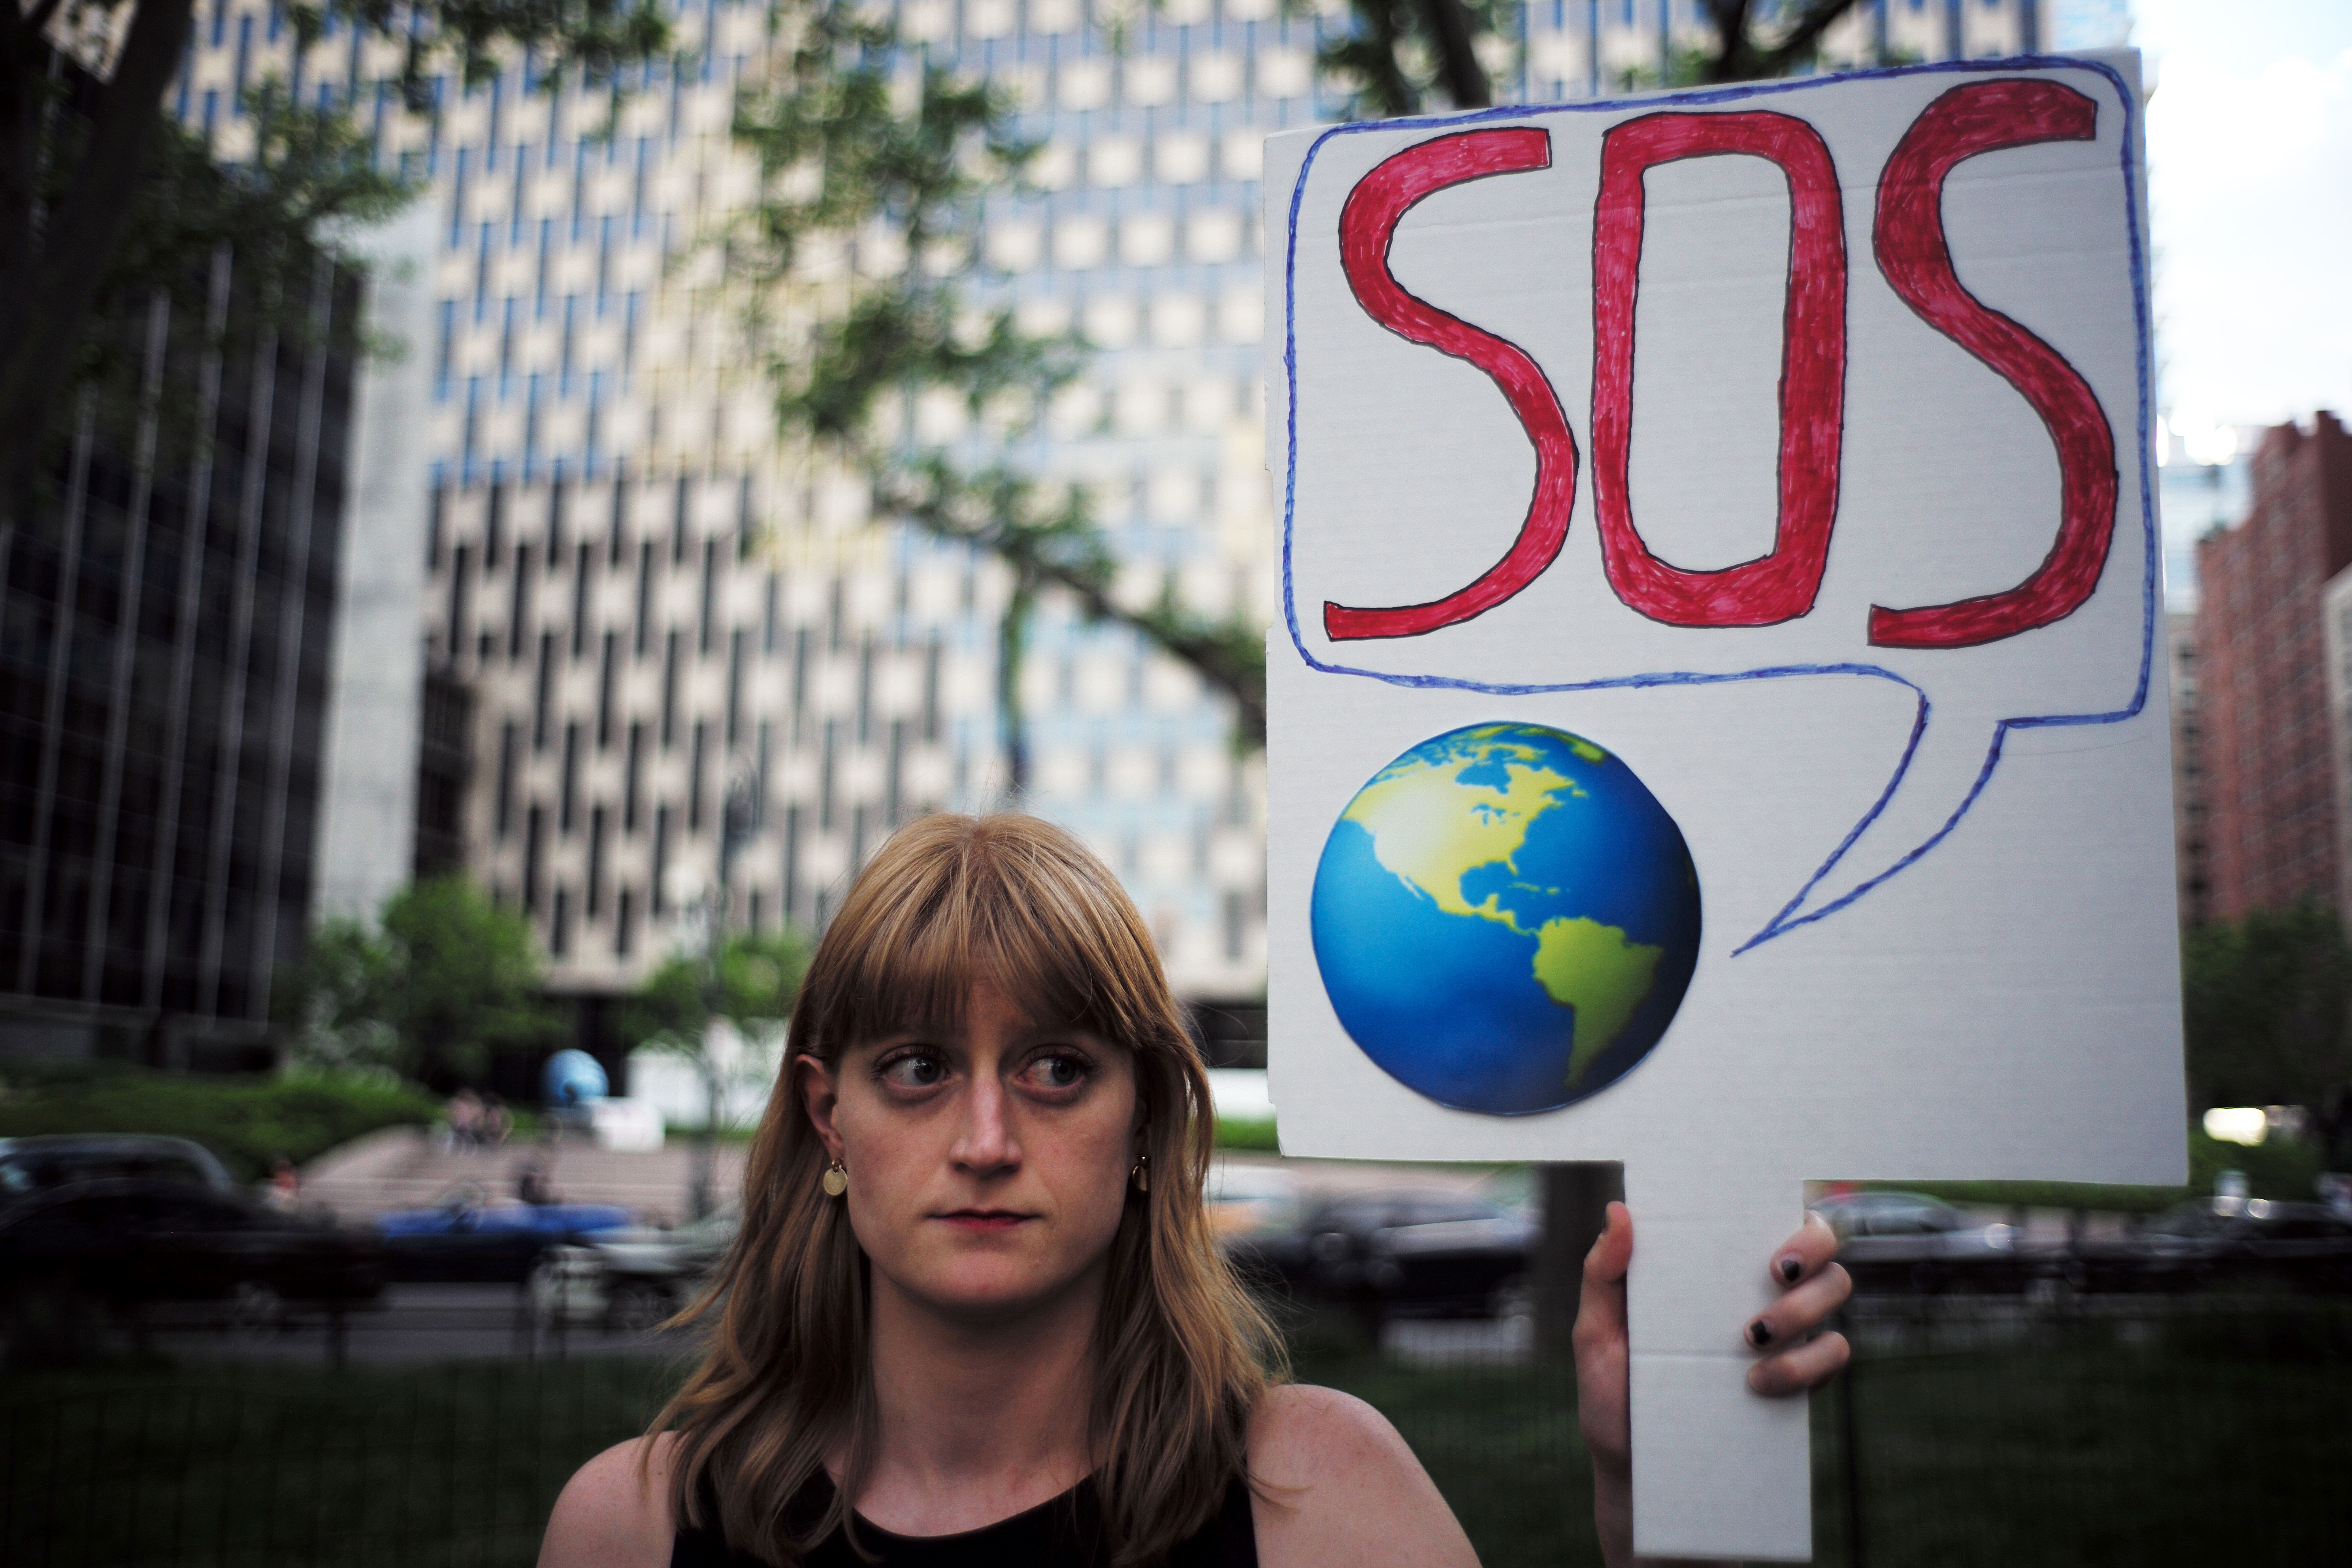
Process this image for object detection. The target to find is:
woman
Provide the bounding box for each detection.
[539,814,1849,1568]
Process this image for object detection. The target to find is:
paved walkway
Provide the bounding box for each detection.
[299,1128,1492,1225]
[301,1127,750,1225]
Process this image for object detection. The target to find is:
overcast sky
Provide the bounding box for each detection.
[2134,0,2352,429]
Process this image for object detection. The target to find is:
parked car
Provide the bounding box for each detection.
[2073,1198,2352,1294]
[1283,1187,1534,1320]
[1205,1163,1311,1295]
[374,1183,635,1283]
[530,1206,739,1331]
[1809,1191,2018,1293]
[0,1176,385,1342]
[0,1134,237,1199]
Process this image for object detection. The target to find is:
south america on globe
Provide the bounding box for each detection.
[1311,722,1702,1115]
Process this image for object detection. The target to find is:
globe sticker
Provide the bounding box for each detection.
[1311,722,1699,1115]
[1265,56,2190,1562]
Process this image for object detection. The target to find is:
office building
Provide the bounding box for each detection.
[0,77,365,1064]
[175,0,2062,1069]
[2197,413,2352,924]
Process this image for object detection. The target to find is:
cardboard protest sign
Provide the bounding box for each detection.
[1263,54,2180,1559]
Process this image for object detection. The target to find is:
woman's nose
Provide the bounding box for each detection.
[951,1076,1020,1172]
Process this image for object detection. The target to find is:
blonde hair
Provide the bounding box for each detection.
[652,813,1278,1564]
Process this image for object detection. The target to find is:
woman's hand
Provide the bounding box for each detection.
[1572,1203,1851,1568]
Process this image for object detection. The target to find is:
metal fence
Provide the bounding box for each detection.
[3,1287,2346,1567]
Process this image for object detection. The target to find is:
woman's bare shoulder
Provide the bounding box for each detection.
[537,1432,679,1568]
[1246,1386,1478,1568]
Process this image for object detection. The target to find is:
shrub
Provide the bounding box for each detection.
[0,1060,439,1184]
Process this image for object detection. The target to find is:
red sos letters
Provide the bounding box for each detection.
[1319,79,2118,651]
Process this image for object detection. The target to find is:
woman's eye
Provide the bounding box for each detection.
[880,1054,947,1089]
[1025,1053,1089,1091]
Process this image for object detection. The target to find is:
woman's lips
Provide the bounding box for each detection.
[936,1210,1033,1231]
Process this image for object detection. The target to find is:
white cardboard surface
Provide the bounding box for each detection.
[1263,55,2180,1560]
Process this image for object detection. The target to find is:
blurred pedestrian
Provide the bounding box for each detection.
[517,1162,560,1207]
[262,1158,300,1212]
[484,1093,513,1148]
[447,1089,483,1150]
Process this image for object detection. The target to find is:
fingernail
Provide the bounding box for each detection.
[1777,1254,1803,1284]
[1747,1319,1775,1348]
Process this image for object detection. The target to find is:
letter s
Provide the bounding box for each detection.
[1323,129,1579,643]
[1868,79,2120,650]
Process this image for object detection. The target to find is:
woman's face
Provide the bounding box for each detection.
[799,979,1140,1322]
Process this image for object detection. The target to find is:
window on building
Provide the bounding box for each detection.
[496,721,520,838]
[699,537,720,655]
[661,630,681,748]
[624,722,645,833]
[782,801,803,922]
[597,632,618,749]
[688,720,710,833]
[651,804,673,916]
[726,629,746,749]
[533,631,556,749]
[507,543,532,659]
[524,805,546,916]
[571,543,593,660]
[560,722,581,834]
[587,805,608,919]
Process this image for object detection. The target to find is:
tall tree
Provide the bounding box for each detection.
[278,876,563,1085]
[0,0,671,507]
[1310,0,1870,114]
[2182,903,2352,1114]
[726,0,1265,792]
[625,924,812,1214]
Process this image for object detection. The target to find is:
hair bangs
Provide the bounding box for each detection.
[803,815,1180,1063]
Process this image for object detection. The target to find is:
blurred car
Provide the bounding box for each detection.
[530,1205,739,1331]
[0,1134,236,1199]
[1204,1163,1310,1295]
[374,1182,635,1283]
[1809,1191,2018,1293]
[1285,1187,1534,1320]
[2075,1198,2352,1293]
[0,1176,385,1336]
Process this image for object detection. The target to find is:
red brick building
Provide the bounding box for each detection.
[2195,413,2352,922]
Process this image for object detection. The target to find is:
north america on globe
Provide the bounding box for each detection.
[1310,722,1702,1115]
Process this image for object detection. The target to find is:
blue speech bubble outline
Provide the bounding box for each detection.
[1278,56,2156,956]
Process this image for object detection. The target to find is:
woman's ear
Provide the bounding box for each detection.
[795,1051,845,1161]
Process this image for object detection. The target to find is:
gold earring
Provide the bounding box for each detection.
[1130,1153,1149,1193]
[822,1160,848,1198]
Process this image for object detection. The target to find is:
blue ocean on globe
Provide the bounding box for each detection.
[1311,722,1702,1115]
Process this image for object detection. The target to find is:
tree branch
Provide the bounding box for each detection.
[1414,0,1492,109]
[1757,0,1864,75]
[21,0,70,42]
[878,469,1268,745]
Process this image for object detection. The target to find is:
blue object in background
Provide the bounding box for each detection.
[1311,722,1701,1116]
[542,1049,609,1108]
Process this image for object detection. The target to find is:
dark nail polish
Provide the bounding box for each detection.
[1748,1319,1775,1348]
[1778,1255,1803,1284]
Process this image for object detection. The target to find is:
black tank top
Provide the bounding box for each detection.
[670,1468,1258,1568]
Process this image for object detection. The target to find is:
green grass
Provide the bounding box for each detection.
[1214,1115,1280,1152]
[0,1061,441,1184]
[1823,1319,2352,1565]
[3,1305,2347,1566]
[0,1358,682,1567]
[1866,1129,2329,1215]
